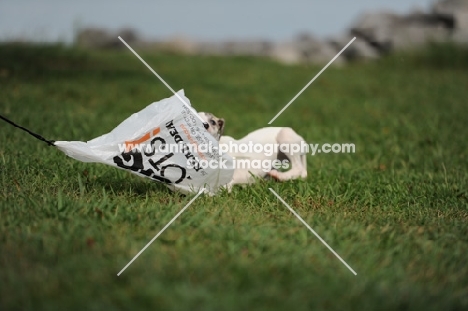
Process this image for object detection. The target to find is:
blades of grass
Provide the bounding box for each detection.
[77,173,85,197]
[57,188,63,212]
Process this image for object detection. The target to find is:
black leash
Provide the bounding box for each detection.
[0,114,55,146]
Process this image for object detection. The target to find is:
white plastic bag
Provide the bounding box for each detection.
[54,90,234,195]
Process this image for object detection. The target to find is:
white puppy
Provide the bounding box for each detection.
[198,112,307,190]
[220,127,307,190]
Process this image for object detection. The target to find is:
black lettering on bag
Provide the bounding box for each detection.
[113,151,143,171]
[148,153,174,171]
[113,130,190,185]
[144,137,165,157]
[160,164,187,184]
[139,166,172,184]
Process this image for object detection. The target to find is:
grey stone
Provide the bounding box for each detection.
[195,40,272,57]
[75,28,114,48]
[391,24,451,50]
[196,42,227,56]
[432,0,468,30]
[454,10,468,30]
[75,27,139,49]
[221,40,273,56]
[452,29,468,45]
[350,9,454,52]
[433,0,468,16]
[118,28,139,44]
[350,10,402,52]
[158,35,198,54]
[391,12,452,50]
[329,35,380,60]
[293,33,345,65]
[270,42,302,65]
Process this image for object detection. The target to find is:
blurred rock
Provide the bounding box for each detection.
[452,29,468,45]
[197,42,225,56]
[195,40,272,57]
[433,0,468,18]
[73,0,468,66]
[350,11,401,52]
[329,35,379,60]
[160,35,198,54]
[392,12,451,50]
[349,6,459,53]
[222,40,272,56]
[75,28,114,48]
[75,27,139,49]
[271,34,345,66]
[270,41,302,65]
[456,11,468,30]
[432,0,468,45]
[392,25,450,50]
[118,28,139,44]
[294,33,345,65]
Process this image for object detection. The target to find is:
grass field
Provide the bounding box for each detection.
[0,43,467,310]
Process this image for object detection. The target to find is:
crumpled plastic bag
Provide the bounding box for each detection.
[54,90,234,195]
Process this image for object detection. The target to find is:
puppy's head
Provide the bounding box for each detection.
[198,112,225,141]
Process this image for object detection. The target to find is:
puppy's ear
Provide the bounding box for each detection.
[218,118,225,136]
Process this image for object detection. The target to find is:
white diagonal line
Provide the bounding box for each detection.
[268,188,357,275]
[117,188,205,276]
[118,36,207,126]
[268,37,356,124]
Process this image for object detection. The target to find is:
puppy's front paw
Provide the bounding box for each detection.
[267,170,280,181]
[222,182,233,193]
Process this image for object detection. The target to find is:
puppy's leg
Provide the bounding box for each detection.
[268,127,307,181]
[222,181,233,193]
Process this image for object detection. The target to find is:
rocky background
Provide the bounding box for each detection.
[75,0,468,65]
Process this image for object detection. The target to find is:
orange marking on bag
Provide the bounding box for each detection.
[125,127,161,152]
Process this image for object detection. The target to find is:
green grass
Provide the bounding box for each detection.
[0,43,467,310]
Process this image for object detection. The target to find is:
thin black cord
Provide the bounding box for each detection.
[0,114,55,146]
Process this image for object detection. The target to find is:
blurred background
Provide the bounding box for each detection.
[1,0,467,65]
